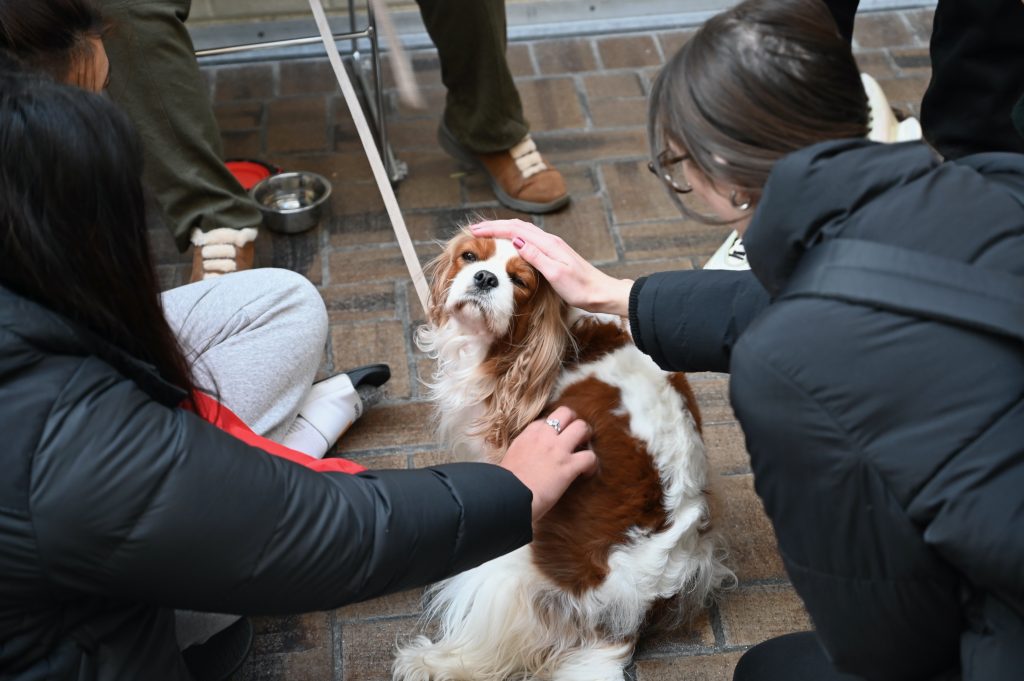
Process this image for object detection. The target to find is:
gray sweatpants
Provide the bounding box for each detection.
[160,268,328,649]
[161,268,328,442]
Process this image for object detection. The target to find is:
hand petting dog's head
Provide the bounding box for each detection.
[428,229,565,344]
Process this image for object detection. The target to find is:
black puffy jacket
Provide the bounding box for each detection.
[0,286,532,680]
[630,139,1024,681]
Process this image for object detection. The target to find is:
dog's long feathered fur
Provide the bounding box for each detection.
[396,231,733,681]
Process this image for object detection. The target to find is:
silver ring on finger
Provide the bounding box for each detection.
[545,417,562,434]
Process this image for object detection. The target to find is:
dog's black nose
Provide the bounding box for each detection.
[473,270,499,291]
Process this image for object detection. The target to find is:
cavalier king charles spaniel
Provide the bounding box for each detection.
[393,230,732,681]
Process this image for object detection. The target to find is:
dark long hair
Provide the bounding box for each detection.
[0,0,106,87]
[648,0,869,222]
[0,68,197,403]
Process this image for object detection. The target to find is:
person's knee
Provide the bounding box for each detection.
[222,268,327,352]
[733,632,857,681]
[734,634,801,681]
[263,268,328,345]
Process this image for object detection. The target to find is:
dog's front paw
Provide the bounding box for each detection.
[392,635,434,681]
[393,635,471,681]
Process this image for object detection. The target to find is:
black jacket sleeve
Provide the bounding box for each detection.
[629,269,770,373]
[30,357,532,615]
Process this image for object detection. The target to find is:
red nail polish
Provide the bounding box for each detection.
[513,237,525,249]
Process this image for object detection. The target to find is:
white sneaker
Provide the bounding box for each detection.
[281,364,391,459]
[861,73,923,144]
[704,230,750,271]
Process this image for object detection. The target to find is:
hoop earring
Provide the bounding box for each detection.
[730,190,752,211]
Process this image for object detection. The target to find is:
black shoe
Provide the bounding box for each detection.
[344,363,391,390]
[182,617,253,681]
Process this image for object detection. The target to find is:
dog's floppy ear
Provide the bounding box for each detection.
[424,228,479,326]
[484,277,569,450]
[424,245,455,326]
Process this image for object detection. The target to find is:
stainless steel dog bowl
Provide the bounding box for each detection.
[250,171,332,234]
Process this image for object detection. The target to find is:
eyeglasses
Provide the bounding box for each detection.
[647,149,693,194]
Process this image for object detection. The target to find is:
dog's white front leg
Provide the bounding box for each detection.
[547,640,634,681]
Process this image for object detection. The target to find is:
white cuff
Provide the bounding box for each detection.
[200,244,236,260]
[201,258,238,274]
[190,227,259,248]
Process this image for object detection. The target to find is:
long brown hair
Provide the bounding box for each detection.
[0,67,197,404]
[648,0,869,222]
[0,0,107,88]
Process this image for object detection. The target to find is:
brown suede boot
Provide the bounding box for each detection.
[438,123,569,214]
[189,227,258,283]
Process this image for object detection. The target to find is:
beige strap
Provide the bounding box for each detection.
[307,0,430,315]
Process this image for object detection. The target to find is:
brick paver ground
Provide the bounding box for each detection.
[153,8,936,679]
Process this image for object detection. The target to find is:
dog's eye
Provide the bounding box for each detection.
[509,274,527,289]
[461,251,478,263]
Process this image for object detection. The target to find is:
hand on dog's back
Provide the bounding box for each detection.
[500,405,597,522]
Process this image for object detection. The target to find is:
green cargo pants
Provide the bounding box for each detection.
[99,0,262,253]
[98,0,528,253]
[416,0,529,153]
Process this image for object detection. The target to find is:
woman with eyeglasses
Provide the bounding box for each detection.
[473,0,1024,680]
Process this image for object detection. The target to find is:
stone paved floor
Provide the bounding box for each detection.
[153,7,935,680]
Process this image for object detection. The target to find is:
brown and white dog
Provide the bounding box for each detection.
[393,231,732,681]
